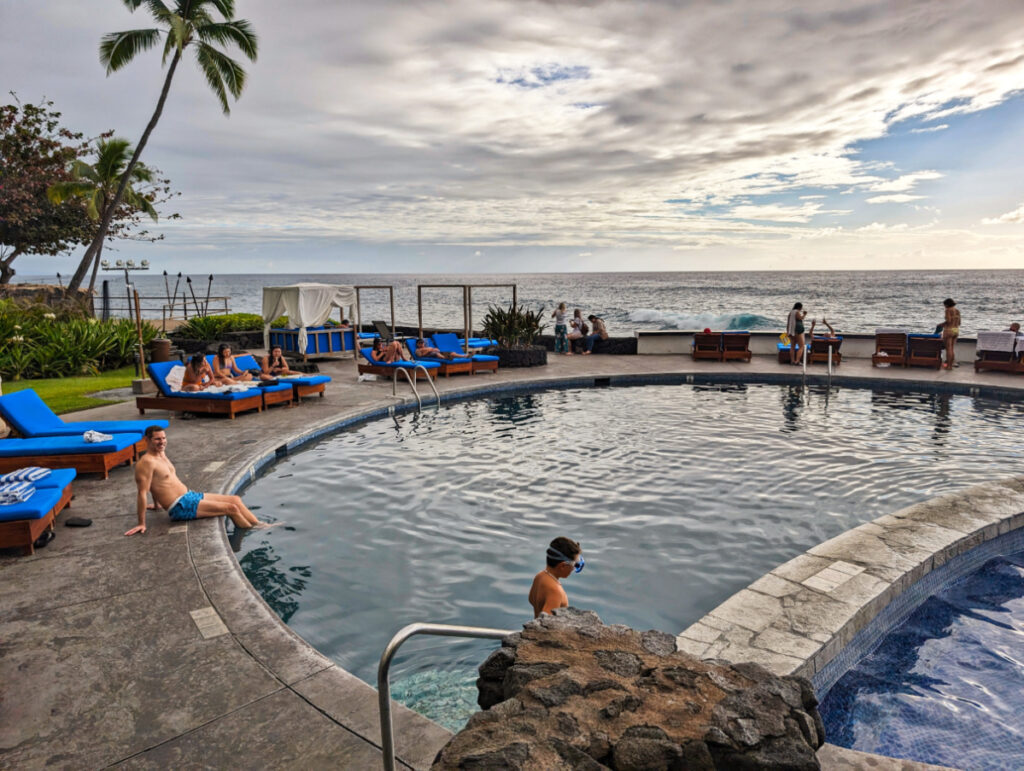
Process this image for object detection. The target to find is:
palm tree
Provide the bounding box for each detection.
[66,0,257,291]
[48,137,159,291]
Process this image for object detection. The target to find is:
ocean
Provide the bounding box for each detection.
[21,269,1024,336]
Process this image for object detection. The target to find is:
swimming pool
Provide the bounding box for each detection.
[236,383,1024,731]
[820,548,1024,769]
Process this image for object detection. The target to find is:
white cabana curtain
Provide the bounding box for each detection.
[262,283,357,351]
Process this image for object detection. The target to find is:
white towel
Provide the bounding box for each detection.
[83,430,113,443]
[976,331,1016,353]
[165,364,186,392]
[0,466,51,483]
[0,481,35,505]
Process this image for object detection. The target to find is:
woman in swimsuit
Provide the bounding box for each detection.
[942,298,961,369]
[370,337,407,363]
[786,302,807,365]
[181,353,219,392]
[211,343,252,382]
[261,345,294,380]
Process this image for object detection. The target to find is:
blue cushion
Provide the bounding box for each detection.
[432,333,468,354]
[357,332,379,339]
[468,354,499,362]
[0,389,65,435]
[777,343,808,350]
[0,433,142,458]
[34,468,77,489]
[360,349,439,369]
[909,333,942,339]
[0,485,64,522]
[147,362,263,401]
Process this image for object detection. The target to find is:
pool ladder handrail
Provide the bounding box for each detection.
[377,622,515,771]
[391,364,440,409]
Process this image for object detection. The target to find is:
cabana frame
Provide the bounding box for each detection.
[416,283,517,353]
[354,285,397,376]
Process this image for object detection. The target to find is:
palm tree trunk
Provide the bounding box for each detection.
[87,241,105,293]
[67,49,182,291]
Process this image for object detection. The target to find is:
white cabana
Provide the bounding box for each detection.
[262,283,357,352]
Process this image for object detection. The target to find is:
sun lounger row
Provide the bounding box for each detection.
[405,333,499,377]
[691,332,752,362]
[871,331,943,369]
[0,467,75,555]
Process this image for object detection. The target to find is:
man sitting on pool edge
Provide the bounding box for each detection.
[126,426,272,535]
[529,536,584,617]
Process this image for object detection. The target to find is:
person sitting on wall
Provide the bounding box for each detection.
[261,345,295,379]
[582,315,608,355]
[370,337,409,363]
[1007,323,1021,333]
[415,338,470,360]
[181,353,220,392]
[211,343,253,382]
[529,536,584,617]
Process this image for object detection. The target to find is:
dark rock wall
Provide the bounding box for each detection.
[434,608,823,770]
[0,284,93,315]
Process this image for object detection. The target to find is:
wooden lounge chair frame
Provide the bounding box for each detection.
[0,482,72,555]
[871,333,907,368]
[292,381,327,401]
[358,362,437,380]
[137,391,264,419]
[260,386,294,409]
[468,358,498,374]
[974,350,1018,373]
[721,333,752,363]
[906,336,944,369]
[0,438,143,480]
[692,333,721,361]
[808,337,842,366]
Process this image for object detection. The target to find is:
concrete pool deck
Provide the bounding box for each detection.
[1,351,1015,769]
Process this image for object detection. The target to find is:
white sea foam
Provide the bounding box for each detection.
[629,308,777,330]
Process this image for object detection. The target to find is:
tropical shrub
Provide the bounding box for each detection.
[481,304,548,347]
[0,301,157,380]
[175,312,269,339]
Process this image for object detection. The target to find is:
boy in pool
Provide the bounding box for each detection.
[126,426,275,535]
[529,536,584,617]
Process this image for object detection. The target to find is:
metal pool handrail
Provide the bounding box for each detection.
[377,622,515,771]
[390,364,440,410]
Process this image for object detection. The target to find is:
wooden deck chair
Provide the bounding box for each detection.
[871,332,907,368]
[906,334,943,369]
[721,332,752,362]
[808,336,842,366]
[974,331,1019,374]
[691,333,722,361]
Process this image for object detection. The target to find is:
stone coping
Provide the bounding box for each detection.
[4,352,1024,768]
[676,476,1024,690]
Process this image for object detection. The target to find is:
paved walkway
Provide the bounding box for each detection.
[2,353,1015,769]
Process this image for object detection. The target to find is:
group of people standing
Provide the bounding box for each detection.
[552,304,609,355]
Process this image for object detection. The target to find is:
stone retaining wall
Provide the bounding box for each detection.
[0,283,93,315]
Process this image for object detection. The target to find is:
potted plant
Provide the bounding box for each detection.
[481,303,548,367]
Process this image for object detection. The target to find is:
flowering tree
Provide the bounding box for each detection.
[0,97,93,284]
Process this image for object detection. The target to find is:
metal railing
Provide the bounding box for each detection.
[391,364,440,409]
[377,622,515,771]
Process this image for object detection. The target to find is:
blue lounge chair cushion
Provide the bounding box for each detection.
[359,349,440,369]
[34,468,77,489]
[233,356,332,388]
[148,362,265,401]
[0,484,64,522]
[908,333,942,339]
[777,342,808,350]
[358,332,379,339]
[0,389,168,438]
[0,433,142,458]
[433,334,498,362]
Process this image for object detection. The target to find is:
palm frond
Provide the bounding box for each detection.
[100,28,163,73]
[129,162,155,183]
[196,20,258,60]
[46,181,96,207]
[195,43,231,114]
[70,160,101,183]
[204,0,236,21]
[95,138,133,181]
[167,13,188,51]
[196,42,247,111]
[128,0,174,21]
[121,189,159,221]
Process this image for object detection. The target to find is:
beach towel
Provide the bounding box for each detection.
[976,331,1017,353]
[165,365,186,391]
[0,481,36,505]
[0,466,51,483]
[84,430,114,443]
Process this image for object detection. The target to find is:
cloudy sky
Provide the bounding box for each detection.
[4,0,1024,275]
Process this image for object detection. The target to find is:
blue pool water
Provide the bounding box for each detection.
[821,550,1024,769]
[235,383,1024,732]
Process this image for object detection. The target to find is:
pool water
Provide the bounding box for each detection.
[236,383,1024,731]
[820,549,1024,769]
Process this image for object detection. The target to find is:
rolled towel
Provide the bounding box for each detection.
[0,481,35,505]
[0,466,51,483]
[83,430,114,443]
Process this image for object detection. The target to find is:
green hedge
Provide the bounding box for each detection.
[0,300,158,380]
[175,312,291,340]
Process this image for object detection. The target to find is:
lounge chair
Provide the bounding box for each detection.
[0,433,143,479]
[372,320,398,342]
[404,339,473,377]
[137,361,266,419]
[972,331,1019,374]
[358,349,439,379]
[233,354,331,402]
[0,389,168,438]
[457,337,498,349]
[906,334,943,369]
[0,471,75,555]
[432,333,499,373]
[808,336,842,366]
[204,355,294,410]
[721,332,752,363]
[777,342,809,364]
[871,330,907,368]
[692,333,721,361]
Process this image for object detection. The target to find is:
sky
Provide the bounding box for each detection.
[4,0,1024,275]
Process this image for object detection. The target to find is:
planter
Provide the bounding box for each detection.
[494,345,547,368]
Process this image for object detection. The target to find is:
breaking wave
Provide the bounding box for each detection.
[629,308,778,330]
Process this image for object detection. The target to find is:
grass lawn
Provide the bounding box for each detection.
[3,366,138,414]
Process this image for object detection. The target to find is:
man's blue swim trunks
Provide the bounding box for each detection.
[168,490,204,521]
